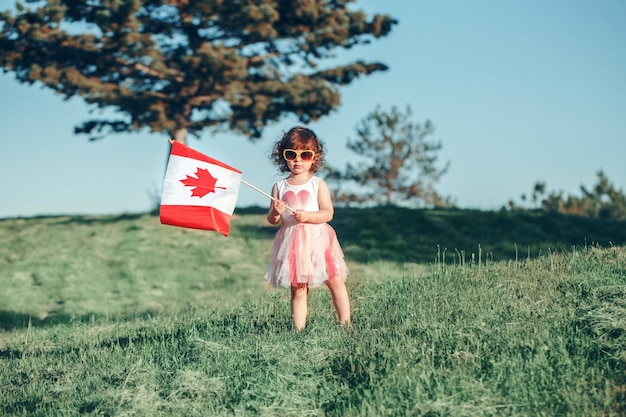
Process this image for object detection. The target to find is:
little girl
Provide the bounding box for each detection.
[265,126,351,331]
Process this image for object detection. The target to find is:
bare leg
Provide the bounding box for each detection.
[325,278,351,325]
[291,284,309,331]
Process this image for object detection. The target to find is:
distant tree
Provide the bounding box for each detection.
[0,0,396,144]
[513,181,546,210]
[508,171,626,221]
[325,105,452,207]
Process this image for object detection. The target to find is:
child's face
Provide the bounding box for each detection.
[283,148,316,174]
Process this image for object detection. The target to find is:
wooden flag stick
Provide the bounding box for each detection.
[241,179,295,212]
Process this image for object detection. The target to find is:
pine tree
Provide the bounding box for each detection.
[325,105,452,207]
[510,171,626,221]
[0,0,396,144]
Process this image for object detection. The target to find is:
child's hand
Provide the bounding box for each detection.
[293,209,310,223]
[272,199,288,215]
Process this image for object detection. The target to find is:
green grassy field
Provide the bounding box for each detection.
[1,208,625,416]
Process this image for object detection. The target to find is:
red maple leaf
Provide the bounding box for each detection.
[180,168,226,198]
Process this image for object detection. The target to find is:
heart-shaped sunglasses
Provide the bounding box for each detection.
[283,149,316,161]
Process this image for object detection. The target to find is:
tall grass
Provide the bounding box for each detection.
[330,206,626,264]
[1,209,625,416]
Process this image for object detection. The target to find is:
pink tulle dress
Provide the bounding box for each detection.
[265,176,349,288]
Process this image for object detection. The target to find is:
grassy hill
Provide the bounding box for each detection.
[1,207,625,416]
[242,206,626,263]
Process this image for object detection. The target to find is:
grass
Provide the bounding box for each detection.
[329,206,626,264]
[1,207,625,416]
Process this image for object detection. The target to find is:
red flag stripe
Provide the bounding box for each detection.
[160,205,233,236]
[170,141,242,174]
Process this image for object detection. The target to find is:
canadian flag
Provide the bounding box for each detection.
[160,141,242,236]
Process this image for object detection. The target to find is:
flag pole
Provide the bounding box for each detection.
[168,138,295,213]
[241,179,295,213]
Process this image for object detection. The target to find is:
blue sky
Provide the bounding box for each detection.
[1,0,625,218]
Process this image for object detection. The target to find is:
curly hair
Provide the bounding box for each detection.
[270,126,325,173]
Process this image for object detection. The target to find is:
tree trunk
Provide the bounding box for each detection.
[171,127,188,145]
